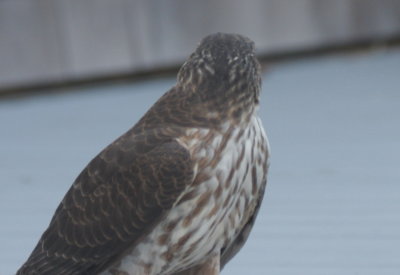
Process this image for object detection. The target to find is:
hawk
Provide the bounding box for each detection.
[17,33,270,275]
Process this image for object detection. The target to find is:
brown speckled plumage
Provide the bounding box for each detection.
[17,33,269,275]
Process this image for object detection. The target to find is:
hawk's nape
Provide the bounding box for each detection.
[17,33,269,275]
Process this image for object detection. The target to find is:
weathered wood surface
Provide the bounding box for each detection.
[1,0,400,89]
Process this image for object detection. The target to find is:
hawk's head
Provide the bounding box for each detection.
[178,33,262,122]
[137,33,262,131]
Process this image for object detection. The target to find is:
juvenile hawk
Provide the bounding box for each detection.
[17,33,270,275]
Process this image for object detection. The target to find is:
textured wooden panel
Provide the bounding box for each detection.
[0,0,67,86]
[122,0,159,69]
[56,0,132,76]
[0,0,400,89]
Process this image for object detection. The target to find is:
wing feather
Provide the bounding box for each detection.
[17,130,193,275]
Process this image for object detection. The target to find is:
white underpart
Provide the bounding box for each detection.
[102,115,269,275]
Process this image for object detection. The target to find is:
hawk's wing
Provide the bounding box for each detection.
[17,130,193,275]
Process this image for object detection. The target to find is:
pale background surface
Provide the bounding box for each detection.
[1,0,400,89]
[1,48,399,274]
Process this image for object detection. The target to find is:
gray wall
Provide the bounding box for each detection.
[1,0,400,90]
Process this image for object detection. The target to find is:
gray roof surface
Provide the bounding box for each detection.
[1,49,400,274]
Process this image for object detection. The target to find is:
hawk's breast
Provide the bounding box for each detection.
[103,115,269,275]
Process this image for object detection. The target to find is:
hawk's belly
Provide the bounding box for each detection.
[103,116,269,275]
